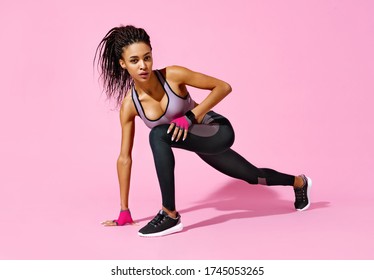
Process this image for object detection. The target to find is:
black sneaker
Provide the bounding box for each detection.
[294,174,312,211]
[138,210,183,237]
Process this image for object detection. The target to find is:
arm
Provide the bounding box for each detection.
[117,95,136,211]
[166,66,232,141]
[167,65,232,122]
[102,93,136,226]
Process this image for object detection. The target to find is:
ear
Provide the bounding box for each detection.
[119,59,126,69]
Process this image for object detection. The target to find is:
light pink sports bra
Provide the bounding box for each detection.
[131,69,196,129]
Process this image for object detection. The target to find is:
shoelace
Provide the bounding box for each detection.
[294,187,306,201]
[149,213,165,226]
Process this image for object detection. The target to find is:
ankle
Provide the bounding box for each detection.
[293,176,304,188]
[162,207,177,218]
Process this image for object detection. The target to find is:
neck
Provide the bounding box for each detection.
[134,71,159,96]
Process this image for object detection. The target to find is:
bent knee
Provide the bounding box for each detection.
[149,124,170,144]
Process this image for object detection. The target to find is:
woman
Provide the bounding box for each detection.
[95,25,312,237]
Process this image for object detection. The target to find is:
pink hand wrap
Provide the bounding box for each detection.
[113,209,133,226]
[171,116,192,130]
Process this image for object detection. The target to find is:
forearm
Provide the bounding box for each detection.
[191,83,232,122]
[117,157,132,210]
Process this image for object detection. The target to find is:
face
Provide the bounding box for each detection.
[119,42,153,82]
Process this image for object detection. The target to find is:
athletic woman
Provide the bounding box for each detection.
[95,25,312,237]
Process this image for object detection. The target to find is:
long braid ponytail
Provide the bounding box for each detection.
[94,25,152,107]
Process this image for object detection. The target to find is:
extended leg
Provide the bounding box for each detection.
[197,149,295,186]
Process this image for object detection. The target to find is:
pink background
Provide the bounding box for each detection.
[1,0,373,259]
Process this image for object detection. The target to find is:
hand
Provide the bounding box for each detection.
[167,115,192,142]
[101,209,134,226]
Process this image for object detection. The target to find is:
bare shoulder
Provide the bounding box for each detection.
[119,90,137,125]
[165,65,231,92]
[164,65,193,83]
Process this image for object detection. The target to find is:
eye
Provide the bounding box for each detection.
[144,55,152,61]
[130,59,138,64]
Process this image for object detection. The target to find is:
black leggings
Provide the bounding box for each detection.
[149,111,295,211]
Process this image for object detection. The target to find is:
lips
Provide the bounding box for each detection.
[139,72,149,78]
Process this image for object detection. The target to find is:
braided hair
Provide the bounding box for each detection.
[94,25,152,107]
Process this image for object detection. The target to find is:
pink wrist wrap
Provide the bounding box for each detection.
[171,115,191,130]
[113,209,133,226]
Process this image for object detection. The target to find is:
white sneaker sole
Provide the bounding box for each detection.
[297,176,312,211]
[138,222,184,237]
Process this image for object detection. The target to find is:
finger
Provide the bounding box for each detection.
[171,126,180,141]
[101,220,117,226]
[101,222,115,226]
[104,223,117,227]
[183,128,188,141]
[176,127,184,142]
[167,123,175,134]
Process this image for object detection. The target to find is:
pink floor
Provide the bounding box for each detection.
[1,0,374,260]
[1,143,373,259]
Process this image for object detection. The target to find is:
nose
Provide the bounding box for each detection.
[139,60,147,70]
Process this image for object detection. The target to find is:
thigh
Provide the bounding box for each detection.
[172,111,235,155]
